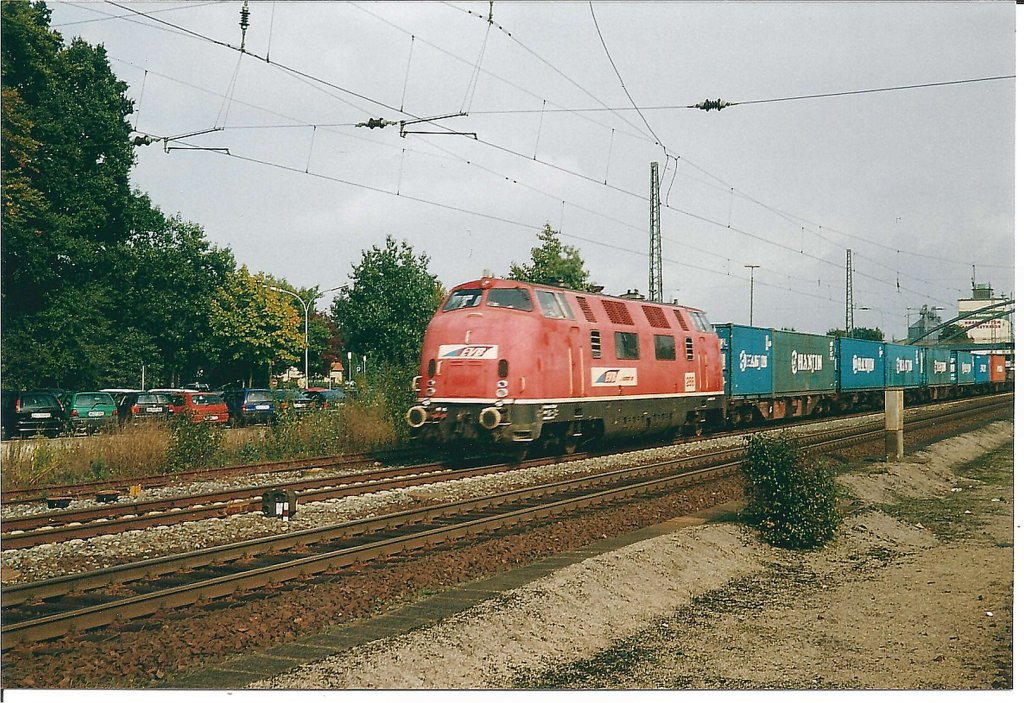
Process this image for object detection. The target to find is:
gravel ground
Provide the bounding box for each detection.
[0,403,1009,689]
[251,420,1013,690]
[3,423,765,583]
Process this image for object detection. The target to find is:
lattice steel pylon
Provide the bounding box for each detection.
[649,162,663,303]
[845,248,854,334]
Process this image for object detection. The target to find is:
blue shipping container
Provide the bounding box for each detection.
[837,337,885,391]
[972,354,990,384]
[884,343,923,388]
[955,351,976,385]
[714,324,773,397]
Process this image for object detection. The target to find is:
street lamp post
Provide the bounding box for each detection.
[744,265,759,326]
[266,284,342,388]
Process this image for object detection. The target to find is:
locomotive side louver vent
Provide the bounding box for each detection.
[642,305,670,328]
[672,309,690,331]
[601,299,634,325]
[576,296,598,323]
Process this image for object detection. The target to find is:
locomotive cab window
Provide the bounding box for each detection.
[443,288,483,311]
[537,290,576,319]
[691,311,712,332]
[654,334,676,360]
[486,287,533,311]
[614,331,639,360]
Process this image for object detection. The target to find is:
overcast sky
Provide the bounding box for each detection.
[46,1,1015,340]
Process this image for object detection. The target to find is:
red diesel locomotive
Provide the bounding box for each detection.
[405,277,724,452]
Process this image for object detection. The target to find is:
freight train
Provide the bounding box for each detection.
[405,277,1010,453]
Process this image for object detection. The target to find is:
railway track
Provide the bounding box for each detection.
[0,448,430,506]
[0,393,1009,649]
[0,393,1010,549]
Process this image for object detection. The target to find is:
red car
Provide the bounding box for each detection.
[156,389,229,425]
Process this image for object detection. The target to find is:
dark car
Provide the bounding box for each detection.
[117,391,174,422]
[223,388,276,426]
[1,390,67,439]
[305,387,346,408]
[67,391,119,434]
[274,389,315,418]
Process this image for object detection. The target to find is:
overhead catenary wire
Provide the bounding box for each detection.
[175,140,845,306]
[589,1,665,152]
[99,2,1005,303]
[101,0,1011,277]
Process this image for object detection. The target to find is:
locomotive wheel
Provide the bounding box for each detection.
[561,435,578,455]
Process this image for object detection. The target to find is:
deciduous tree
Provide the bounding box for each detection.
[332,235,443,370]
[208,266,303,387]
[508,223,590,290]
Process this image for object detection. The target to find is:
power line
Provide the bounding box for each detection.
[588,2,664,149]
[52,1,221,27]
[466,75,1014,114]
[99,2,1004,297]
[176,141,844,306]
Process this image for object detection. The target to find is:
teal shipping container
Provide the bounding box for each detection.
[884,343,922,388]
[837,337,886,391]
[771,330,836,394]
[714,324,774,397]
[923,347,955,387]
[954,351,976,385]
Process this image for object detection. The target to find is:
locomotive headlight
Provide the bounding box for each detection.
[496,388,508,398]
[496,379,508,388]
[426,387,436,396]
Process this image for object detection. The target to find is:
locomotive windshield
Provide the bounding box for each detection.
[443,288,483,311]
[486,287,533,311]
[691,311,713,332]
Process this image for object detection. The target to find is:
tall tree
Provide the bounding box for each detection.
[207,266,303,387]
[508,223,590,290]
[2,1,136,388]
[332,235,443,370]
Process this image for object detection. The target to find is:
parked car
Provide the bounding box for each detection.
[1,390,67,439]
[116,391,174,422]
[274,389,315,418]
[305,387,346,408]
[67,391,119,434]
[223,388,276,426]
[160,390,229,425]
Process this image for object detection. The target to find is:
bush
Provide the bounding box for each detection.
[740,431,841,549]
[166,413,224,472]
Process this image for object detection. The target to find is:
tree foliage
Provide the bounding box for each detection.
[1,3,242,390]
[826,326,884,342]
[508,223,590,291]
[332,235,443,370]
[207,266,304,386]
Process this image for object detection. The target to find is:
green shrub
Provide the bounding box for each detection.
[166,413,224,471]
[740,431,841,549]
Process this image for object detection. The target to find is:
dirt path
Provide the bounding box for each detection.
[253,420,1013,690]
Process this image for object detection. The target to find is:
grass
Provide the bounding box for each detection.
[1,401,403,491]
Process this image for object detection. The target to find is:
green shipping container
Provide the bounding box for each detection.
[771,330,837,395]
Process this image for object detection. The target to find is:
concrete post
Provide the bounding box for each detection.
[884,389,904,462]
